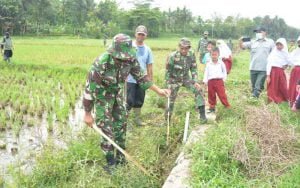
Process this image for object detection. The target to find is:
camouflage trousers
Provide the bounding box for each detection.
[95,97,127,160]
[165,80,205,119]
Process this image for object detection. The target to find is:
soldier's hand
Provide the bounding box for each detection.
[158,89,171,97]
[84,112,94,127]
[194,83,202,91]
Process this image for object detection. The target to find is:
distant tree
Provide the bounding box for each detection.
[1,1,299,38]
[0,0,21,33]
[95,0,118,24]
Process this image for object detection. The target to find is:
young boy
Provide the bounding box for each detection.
[203,47,230,113]
[201,40,216,64]
[292,80,300,111]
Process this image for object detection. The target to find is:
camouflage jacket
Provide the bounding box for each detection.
[165,50,198,85]
[83,52,153,112]
[197,38,208,53]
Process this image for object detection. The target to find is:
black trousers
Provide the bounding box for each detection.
[126,82,146,111]
[250,70,266,97]
[4,50,13,58]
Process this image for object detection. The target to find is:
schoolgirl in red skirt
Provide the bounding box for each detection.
[289,36,300,106]
[266,38,292,103]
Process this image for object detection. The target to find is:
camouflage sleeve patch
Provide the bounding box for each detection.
[83,71,95,112]
[82,53,112,112]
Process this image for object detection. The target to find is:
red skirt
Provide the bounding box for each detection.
[289,66,300,105]
[222,56,232,74]
[267,67,288,103]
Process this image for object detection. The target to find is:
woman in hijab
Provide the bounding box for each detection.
[266,38,292,103]
[289,36,300,106]
[216,40,233,74]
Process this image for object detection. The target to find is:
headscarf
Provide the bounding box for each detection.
[216,40,232,58]
[267,38,289,64]
[276,38,288,52]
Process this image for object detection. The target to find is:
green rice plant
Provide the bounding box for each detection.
[46,113,54,133]
[0,112,6,131]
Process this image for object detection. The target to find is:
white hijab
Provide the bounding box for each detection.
[290,36,300,65]
[267,38,290,64]
[216,40,232,58]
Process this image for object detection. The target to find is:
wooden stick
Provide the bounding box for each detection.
[92,124,151,176]
[183,111,190,143]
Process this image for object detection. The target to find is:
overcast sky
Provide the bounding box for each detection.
[115,0,299,29]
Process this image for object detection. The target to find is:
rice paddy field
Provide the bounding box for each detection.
[0,36,299,187]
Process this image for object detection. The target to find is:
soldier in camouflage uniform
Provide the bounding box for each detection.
[83,34,170,171]
[165,38,207,124]
[197,31,209,62]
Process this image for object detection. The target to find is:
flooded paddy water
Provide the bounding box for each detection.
[0,99,85,181]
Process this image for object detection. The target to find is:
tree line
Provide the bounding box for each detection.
[0,0,299,40]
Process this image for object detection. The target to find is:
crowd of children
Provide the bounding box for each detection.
[200,35,300,113]
[266,37,300,111]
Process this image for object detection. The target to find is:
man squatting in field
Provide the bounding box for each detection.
[165,38,208,124]
[83,34,170,171]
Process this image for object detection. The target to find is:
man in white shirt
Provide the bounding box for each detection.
[239,27,275,98]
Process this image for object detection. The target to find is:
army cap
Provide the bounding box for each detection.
[107,33,136,60]
[179,38,191,48]
[135,25,148,35]
[253,26,266,33]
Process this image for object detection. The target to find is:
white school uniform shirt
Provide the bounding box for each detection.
[290,36,300,66]
[203,59,227,84]
[266,38,292,75]
[290,48,300,66]
[217,40,232,59]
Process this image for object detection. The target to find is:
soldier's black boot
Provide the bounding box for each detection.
[103,154,116,174]
[199,105,208,124]
[208,108,215,113]
[116,151,127,166]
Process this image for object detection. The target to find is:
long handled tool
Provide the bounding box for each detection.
[167,97,170,146]
[92,124,151,176]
